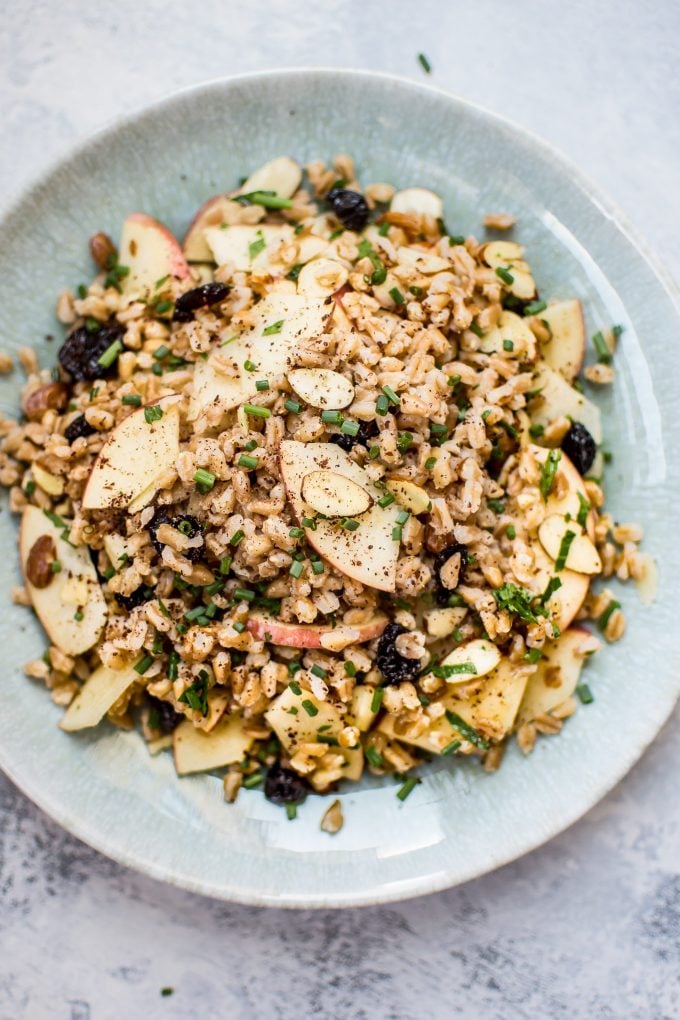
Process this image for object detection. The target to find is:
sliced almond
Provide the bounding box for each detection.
[301,469,371,517]
[478,310,535,356]
[390,187,443,220]
[32,463,64,497]
[396,246,450,275]
[287,368,354,410]
[425,607,467,638]
[239,156,302,199]
[436,639,502,685]
[385,478,431,514]
[538,514,602,575]
[483,240,536,301]
[297,258,348,296]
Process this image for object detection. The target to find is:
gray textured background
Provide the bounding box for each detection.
[1,2,679,1018]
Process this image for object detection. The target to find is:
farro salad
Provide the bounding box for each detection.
[1,153,654,825]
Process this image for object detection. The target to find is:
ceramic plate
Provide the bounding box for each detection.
[0,70,677,908]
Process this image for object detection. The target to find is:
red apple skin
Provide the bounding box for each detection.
[246,614,388,649]
[182,192,238,261]
[120,213,192,290]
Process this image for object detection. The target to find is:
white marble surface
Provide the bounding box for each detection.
[1,2,679,1017]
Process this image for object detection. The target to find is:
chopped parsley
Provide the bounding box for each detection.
[178,672,209,715]
[555,529,576,571]
[262,319,284,336]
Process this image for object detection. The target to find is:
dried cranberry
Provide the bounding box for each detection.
[148,696,183,734]
[376,623,420,685]
[329,418,379,452]
[327,188,370,231]
[64,414,97,443]
[561,422,596,476]
[148,508,204,563]
[173,283,230,323]
[264,763,309,805]
[114,586,153,612]
[433,543,468,605]
[58,323,124,382]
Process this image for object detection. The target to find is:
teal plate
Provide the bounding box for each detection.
[0,70,677,907]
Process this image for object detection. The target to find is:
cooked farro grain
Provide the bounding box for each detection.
[2,155,649,814]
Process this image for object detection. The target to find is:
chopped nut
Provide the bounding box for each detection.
[483,212,516,231]
[320,798,344,834]
[25,535,57,589]
[89,231,117,270]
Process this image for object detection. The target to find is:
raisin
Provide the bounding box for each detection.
[114,587,152,611]
[58,323,124,381]
[173,283,230,323]
[376,623,420,685]
[148,696,183,734]
[64,414,97,443]
[433,543,468,605]
[561,422,596,476]
[264,763,309,805]
[148,508,204,563]
[327,188,370,231]
[329,418,379,452]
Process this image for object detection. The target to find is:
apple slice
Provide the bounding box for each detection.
[119,213,192,300]
[432,639,502,685]
[483,240,536,301]
[530,361,602,444]
[390,187,443,220]
[240,156,302,199]
[280,441,401,592]
[204,223,295,273]
[396,245,451,274]
[247,613,387,649]
[297,258,348,296]
[265,684,343,754]
[443,657,532,742]
[287,368,355,410]
[82,398,180,511]
[351,685,379,732]
[301,469,372,517]
[385,478,431,514]
[183,195,237,262]
[189,294,331,421]
[478,309,535,355]
[60,661,139,731]
[537,515,602,575]
[535,299,586,381]
[517,626,600,726]
[20,505,107,656]
[173,713,253,775]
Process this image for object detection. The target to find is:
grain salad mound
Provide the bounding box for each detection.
[1,153,652,821]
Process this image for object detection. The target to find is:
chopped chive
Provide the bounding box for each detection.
[441,739,462,756]
[375,394,389,416]
[392,526,403,542]
[289,560,304,578]
[592,330,612,364]
[340,419,359,437]
[238,453,259,470]
[194,468,216,492]
[328,227,345,240]
[243,771,264,789]
[151,363,163,377]
[495,266,514,285]
[219,555,232,574]
[229,529,245,547]
[134,653,154,675]
[340,518,360,532]
[555,529,577,571]
[152,345,170,361]
[524,648,544,664]
[144,405,163,424]
[368,444,381,460]
[524,299,547,316]
[50,559,62,574]
[154,300,173,314]
[311,559,324,575]
[576,683,594,704]
[248,231,266,260]
[378,221,391,237]
[243,403,271,418]
[382,384,400,406]
[444,710,490,749]
[487,499,505,514]
[233,587,255,602]
[285,803,298,820]
[417,52,432,73]
[167,651,179,681]
[576,492,591,528]
[286,263,303,282]
[184,605,206,621]
[255,378,270,392]
[289,679,302,695]
[430,422,448,435]
[389,287,405,305]
[597,600,621,632]
[425,456,437,470]
[603,450,613,464]
[433,661,477,678]
[122,393,142,407]
[233,621,246,633]
[321,409,343,425]
[77,284,88,299]
[448,235,466,246]
[343,661,357,677]
[204,579,223,596]
[529,423,545,438]
[396,777,420,801]
[370,687,384,713]
[243,359,258,373]
[238,191,293,210]
[284,398,301,414]
[502,339,514,352]
[539,449,562,499]
[73,610,84,622]
[469,321,484,338]
[505,524,516,539]
[395,509,410,525]
[365,745,383,768]
[301,699,318,717]
[262,320,284,336]
[378,492,395,508]
[310,664,327,680]
[397,431,414,453]
[97,338,123,368]
[85,317,101,333]
[289,526,305,539]
[409,285,424,299]
[301,516,317,530]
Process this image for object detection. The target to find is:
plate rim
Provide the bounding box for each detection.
[0,67,678,909]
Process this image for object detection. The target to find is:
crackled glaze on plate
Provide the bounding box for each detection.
[0,70,677,907]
